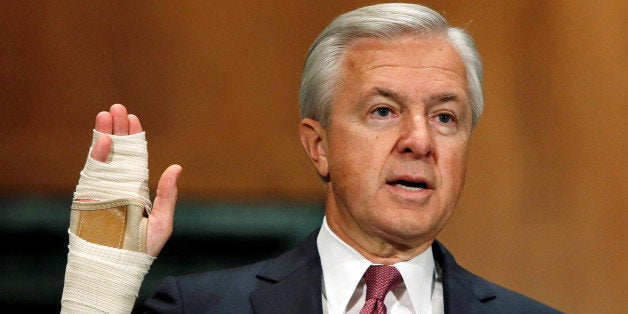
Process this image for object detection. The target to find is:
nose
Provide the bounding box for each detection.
[396,115,433,159]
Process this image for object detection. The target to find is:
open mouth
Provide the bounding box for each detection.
[387,180,429,191]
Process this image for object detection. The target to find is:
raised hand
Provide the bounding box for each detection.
[90,104,182,257]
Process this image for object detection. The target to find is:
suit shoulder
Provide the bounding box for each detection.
[144,259,272,313]
[433,240,562,313]
[463,267,562,313]
[176,258,274,300]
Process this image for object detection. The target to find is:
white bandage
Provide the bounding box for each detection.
[61,231,155,313]
[73,130,151,208]
[62,129,155,313]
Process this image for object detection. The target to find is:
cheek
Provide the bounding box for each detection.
[327,129,390,194]
[330,141,370,184]
[439,140,469,192]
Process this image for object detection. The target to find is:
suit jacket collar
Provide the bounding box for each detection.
[251,229,323,314]
[250,229,498,314]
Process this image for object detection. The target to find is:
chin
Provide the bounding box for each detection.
[375,218,440,245]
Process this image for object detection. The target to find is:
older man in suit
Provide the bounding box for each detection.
[61,3,560,313]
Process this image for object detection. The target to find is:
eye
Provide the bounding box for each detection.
[436,113,455,124]
[372,107,392,117]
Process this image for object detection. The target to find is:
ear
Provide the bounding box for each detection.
[299,118,329,181]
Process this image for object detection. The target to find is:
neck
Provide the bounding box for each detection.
[325,214,434,265]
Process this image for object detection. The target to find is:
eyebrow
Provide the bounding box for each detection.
[367,87,410,104]
[430,92,459,103]
[367,87,461,105]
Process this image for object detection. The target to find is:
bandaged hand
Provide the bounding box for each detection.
[62,104,182,313]
[72,104,182,256]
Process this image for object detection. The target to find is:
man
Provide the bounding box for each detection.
[61,3,560,313]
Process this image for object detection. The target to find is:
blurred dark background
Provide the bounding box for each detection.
[1,1,626,312]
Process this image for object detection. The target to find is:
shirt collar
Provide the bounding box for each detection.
[317,216,435,313]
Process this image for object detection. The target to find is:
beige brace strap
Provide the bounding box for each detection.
[69,199,149,253]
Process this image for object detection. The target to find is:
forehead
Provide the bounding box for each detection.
[341,35,466,82]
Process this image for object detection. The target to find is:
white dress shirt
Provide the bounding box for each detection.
[317,217,444,314]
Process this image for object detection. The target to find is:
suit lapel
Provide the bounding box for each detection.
[432,240,497,313]
[250,229,323,314]
[247,233,498,313]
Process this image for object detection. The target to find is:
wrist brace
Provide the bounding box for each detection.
[62,129,155,313]
[69,130,151,252]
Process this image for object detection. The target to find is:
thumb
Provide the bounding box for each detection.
[146,164,182,256]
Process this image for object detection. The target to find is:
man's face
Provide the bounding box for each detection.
[301,35,473,256]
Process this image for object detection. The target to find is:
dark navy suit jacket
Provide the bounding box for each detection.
[144,229,561,313]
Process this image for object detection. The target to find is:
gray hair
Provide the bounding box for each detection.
[298,3,483,127]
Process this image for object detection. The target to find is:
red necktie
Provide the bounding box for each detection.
[359,265,403,314]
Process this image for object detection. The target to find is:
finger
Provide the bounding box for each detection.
[110,104,130,135]
[128,114,143,134]
[89,134,112,162]
[94,111,112,134]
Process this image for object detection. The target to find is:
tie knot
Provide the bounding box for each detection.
[363,265,403,301]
